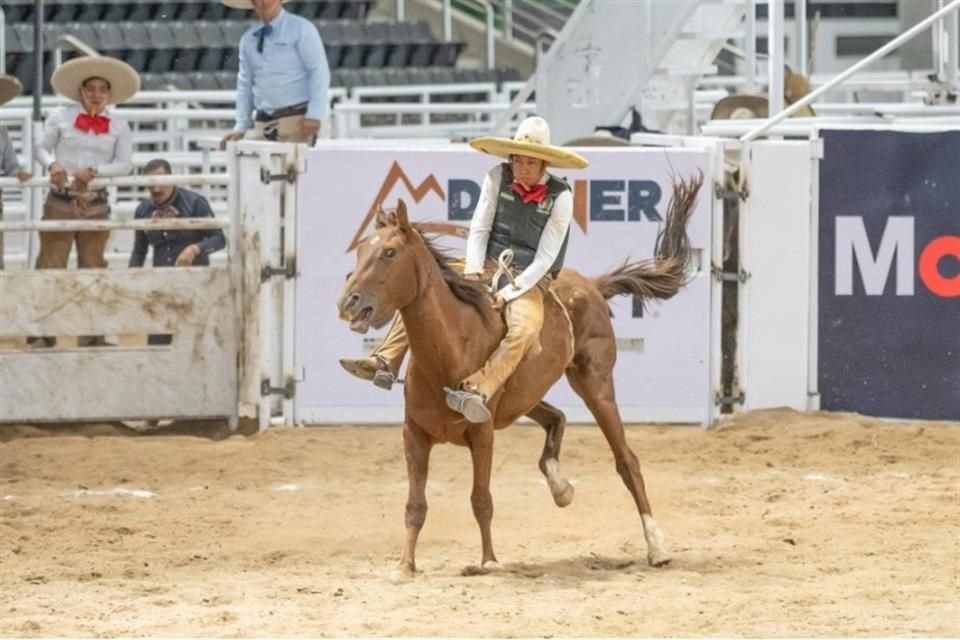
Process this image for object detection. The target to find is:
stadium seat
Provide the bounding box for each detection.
[122,22,151,50]
[340,0,369,20]
[319,2,344,20]
[103,4,130,22]
[214,71,237,90]
[156,2,179,20]
[76,3,105,22]
[187,71,220,90]
[128,3,154,22]
[220,21,250,47]
[94,22,127,52]
[195,21,229,49]
[11,24,34,53]
[126,49,150,73]
[178,3,204,21]
[197,48,225,72]
[201,3,227,20]
[431,42,463,67]
[147,22,179,49]
[50,3,80,23]
[222,48,240,72]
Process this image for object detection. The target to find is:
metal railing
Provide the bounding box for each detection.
[741,0,960,141]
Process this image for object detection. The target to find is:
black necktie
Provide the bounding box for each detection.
[256,24,273,53]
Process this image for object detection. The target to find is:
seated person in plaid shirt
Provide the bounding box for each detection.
[129,158,226,345]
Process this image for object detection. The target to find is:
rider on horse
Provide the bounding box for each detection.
[339,116,589,423]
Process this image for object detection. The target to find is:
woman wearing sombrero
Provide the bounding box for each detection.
[30,56,139,347]
[339,116,589,422]
[1,75,33,270]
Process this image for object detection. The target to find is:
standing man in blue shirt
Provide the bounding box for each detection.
[219,0,331,148]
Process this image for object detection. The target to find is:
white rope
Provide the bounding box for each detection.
[490,248,517,292]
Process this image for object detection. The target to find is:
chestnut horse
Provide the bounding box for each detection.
[336,174,702,579]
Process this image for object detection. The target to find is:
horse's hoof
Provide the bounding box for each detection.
[647,549,672,567]
[389,565,416,583]
[461,561,501,576]
[552,482,575,508]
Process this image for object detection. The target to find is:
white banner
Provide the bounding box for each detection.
[296,144,713,424]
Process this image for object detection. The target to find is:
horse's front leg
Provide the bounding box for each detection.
[465,423,499,571]
[394,421,432,582]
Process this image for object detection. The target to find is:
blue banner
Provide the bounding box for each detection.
[819,129,960,421]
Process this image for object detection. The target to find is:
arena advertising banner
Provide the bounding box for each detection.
[819,129,960,420]
[296,145,713,424]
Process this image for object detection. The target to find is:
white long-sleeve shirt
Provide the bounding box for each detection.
[464,164,574,302]
[35,104,133,177]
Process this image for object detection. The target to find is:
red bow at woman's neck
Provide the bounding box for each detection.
[74,112,110,135]
[511,181,548,204]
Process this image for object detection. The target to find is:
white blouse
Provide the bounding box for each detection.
[35,104,133,177]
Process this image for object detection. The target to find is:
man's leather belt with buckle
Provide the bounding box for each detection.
[255,102,309,122]
[50,189,108,207]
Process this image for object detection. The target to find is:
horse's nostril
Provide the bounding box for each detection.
[345,293,360,310]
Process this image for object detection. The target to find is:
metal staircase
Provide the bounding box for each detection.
[493,0,749,140]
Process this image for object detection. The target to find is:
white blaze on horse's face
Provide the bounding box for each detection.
[337,226,408,335]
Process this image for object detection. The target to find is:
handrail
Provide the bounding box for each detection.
[741,0,960,141]
[0,7,6,74]
[54,33,99,59]
[0,173,231,189]
[0,218,230,233]
[332,102,535,115]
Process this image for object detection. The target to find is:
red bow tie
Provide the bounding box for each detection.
[74,112,110,135]
[512,181,548,205]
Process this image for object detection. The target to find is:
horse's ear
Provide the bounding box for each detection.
[395,199,411,232]
[374,207,394,229]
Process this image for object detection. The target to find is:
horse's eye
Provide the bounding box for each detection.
[383,248,396,258]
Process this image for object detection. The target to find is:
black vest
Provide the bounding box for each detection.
[487,163,571,277]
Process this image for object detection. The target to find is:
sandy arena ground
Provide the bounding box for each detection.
[0,408,957,637]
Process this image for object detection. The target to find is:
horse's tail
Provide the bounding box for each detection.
[592,172,702,306]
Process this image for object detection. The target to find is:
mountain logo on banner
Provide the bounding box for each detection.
[346,162,445,252]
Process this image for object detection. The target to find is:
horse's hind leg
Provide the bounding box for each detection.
[526,401,575,508]
[566,353,671,567]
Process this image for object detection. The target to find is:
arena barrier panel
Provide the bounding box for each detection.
[0,207,240,424]
[292,143,718,425]
[0,142,306,429]
[816,128,960,421]
[738,139,820,414]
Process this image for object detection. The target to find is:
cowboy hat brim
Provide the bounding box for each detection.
[710,95,770,120]
[222,0,291,8]
[0,75,23,106]
[51,56,140,104]
[563,134,630,147]
[469,137,589,170]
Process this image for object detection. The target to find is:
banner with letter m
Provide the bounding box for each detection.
[819,129,959,420]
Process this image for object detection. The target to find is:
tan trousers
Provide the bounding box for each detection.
[36,194,110,269]
[252,114,316,145]
[30,194,110,346]
[374,286,545,401]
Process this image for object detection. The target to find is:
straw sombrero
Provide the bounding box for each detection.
[51,56,140,105]
[563,131,630,147]
[710,95,770,120]
[470,117,589,170]
[0,75,23,106]
[222,0,291,8]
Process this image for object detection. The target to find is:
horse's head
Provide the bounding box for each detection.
[337,199,421,334]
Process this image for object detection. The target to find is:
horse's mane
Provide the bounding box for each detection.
[414,224,494,323]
